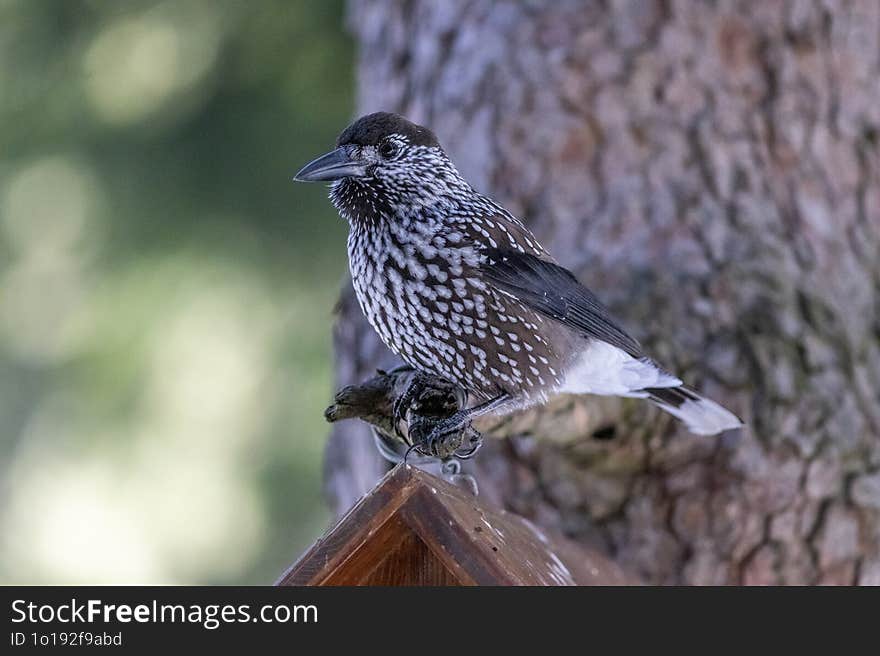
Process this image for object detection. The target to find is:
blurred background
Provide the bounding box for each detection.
[1,0,353,583]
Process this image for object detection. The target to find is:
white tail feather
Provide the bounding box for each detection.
[559,341,743,436]
[560,341,680,396]
[650,388,743,436]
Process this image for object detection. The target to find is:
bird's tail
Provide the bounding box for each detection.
[644,385,743,436]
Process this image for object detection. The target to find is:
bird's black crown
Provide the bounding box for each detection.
[336,112,440,148]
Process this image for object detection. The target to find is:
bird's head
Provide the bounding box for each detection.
[294,112,468,225]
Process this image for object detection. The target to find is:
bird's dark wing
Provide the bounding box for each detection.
[480,249,643,357]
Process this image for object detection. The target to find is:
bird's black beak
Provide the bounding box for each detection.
[293,147,367,182]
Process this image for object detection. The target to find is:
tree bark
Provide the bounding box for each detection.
[324,0,880,585]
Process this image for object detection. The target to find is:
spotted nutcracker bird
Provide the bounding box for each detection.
[295,112,742,453]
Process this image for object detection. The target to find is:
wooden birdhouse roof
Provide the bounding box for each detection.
[278,464,635,586]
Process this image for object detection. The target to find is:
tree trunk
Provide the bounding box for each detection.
[324,0,880,585]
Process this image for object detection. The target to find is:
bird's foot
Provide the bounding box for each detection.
[391,368,432,441]
[403,391,508,461]
[327,365,484,462]
[392,370,465,444]
[409,410,483,461]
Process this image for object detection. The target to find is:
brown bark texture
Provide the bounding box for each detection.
[324,0,880,585]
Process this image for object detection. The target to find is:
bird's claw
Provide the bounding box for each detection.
[391,369,429,442]
[454,430,483,460]
[391,396,410,441]
[409,413,482,461]
[422,420,462,458]
[392,369,465,445]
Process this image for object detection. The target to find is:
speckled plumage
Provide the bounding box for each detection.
[301,112,742,435]
[331,120,567,405]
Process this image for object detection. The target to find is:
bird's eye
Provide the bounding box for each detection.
[378,141,398,159]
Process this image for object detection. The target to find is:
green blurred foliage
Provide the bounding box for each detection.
[0,0,353,583]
